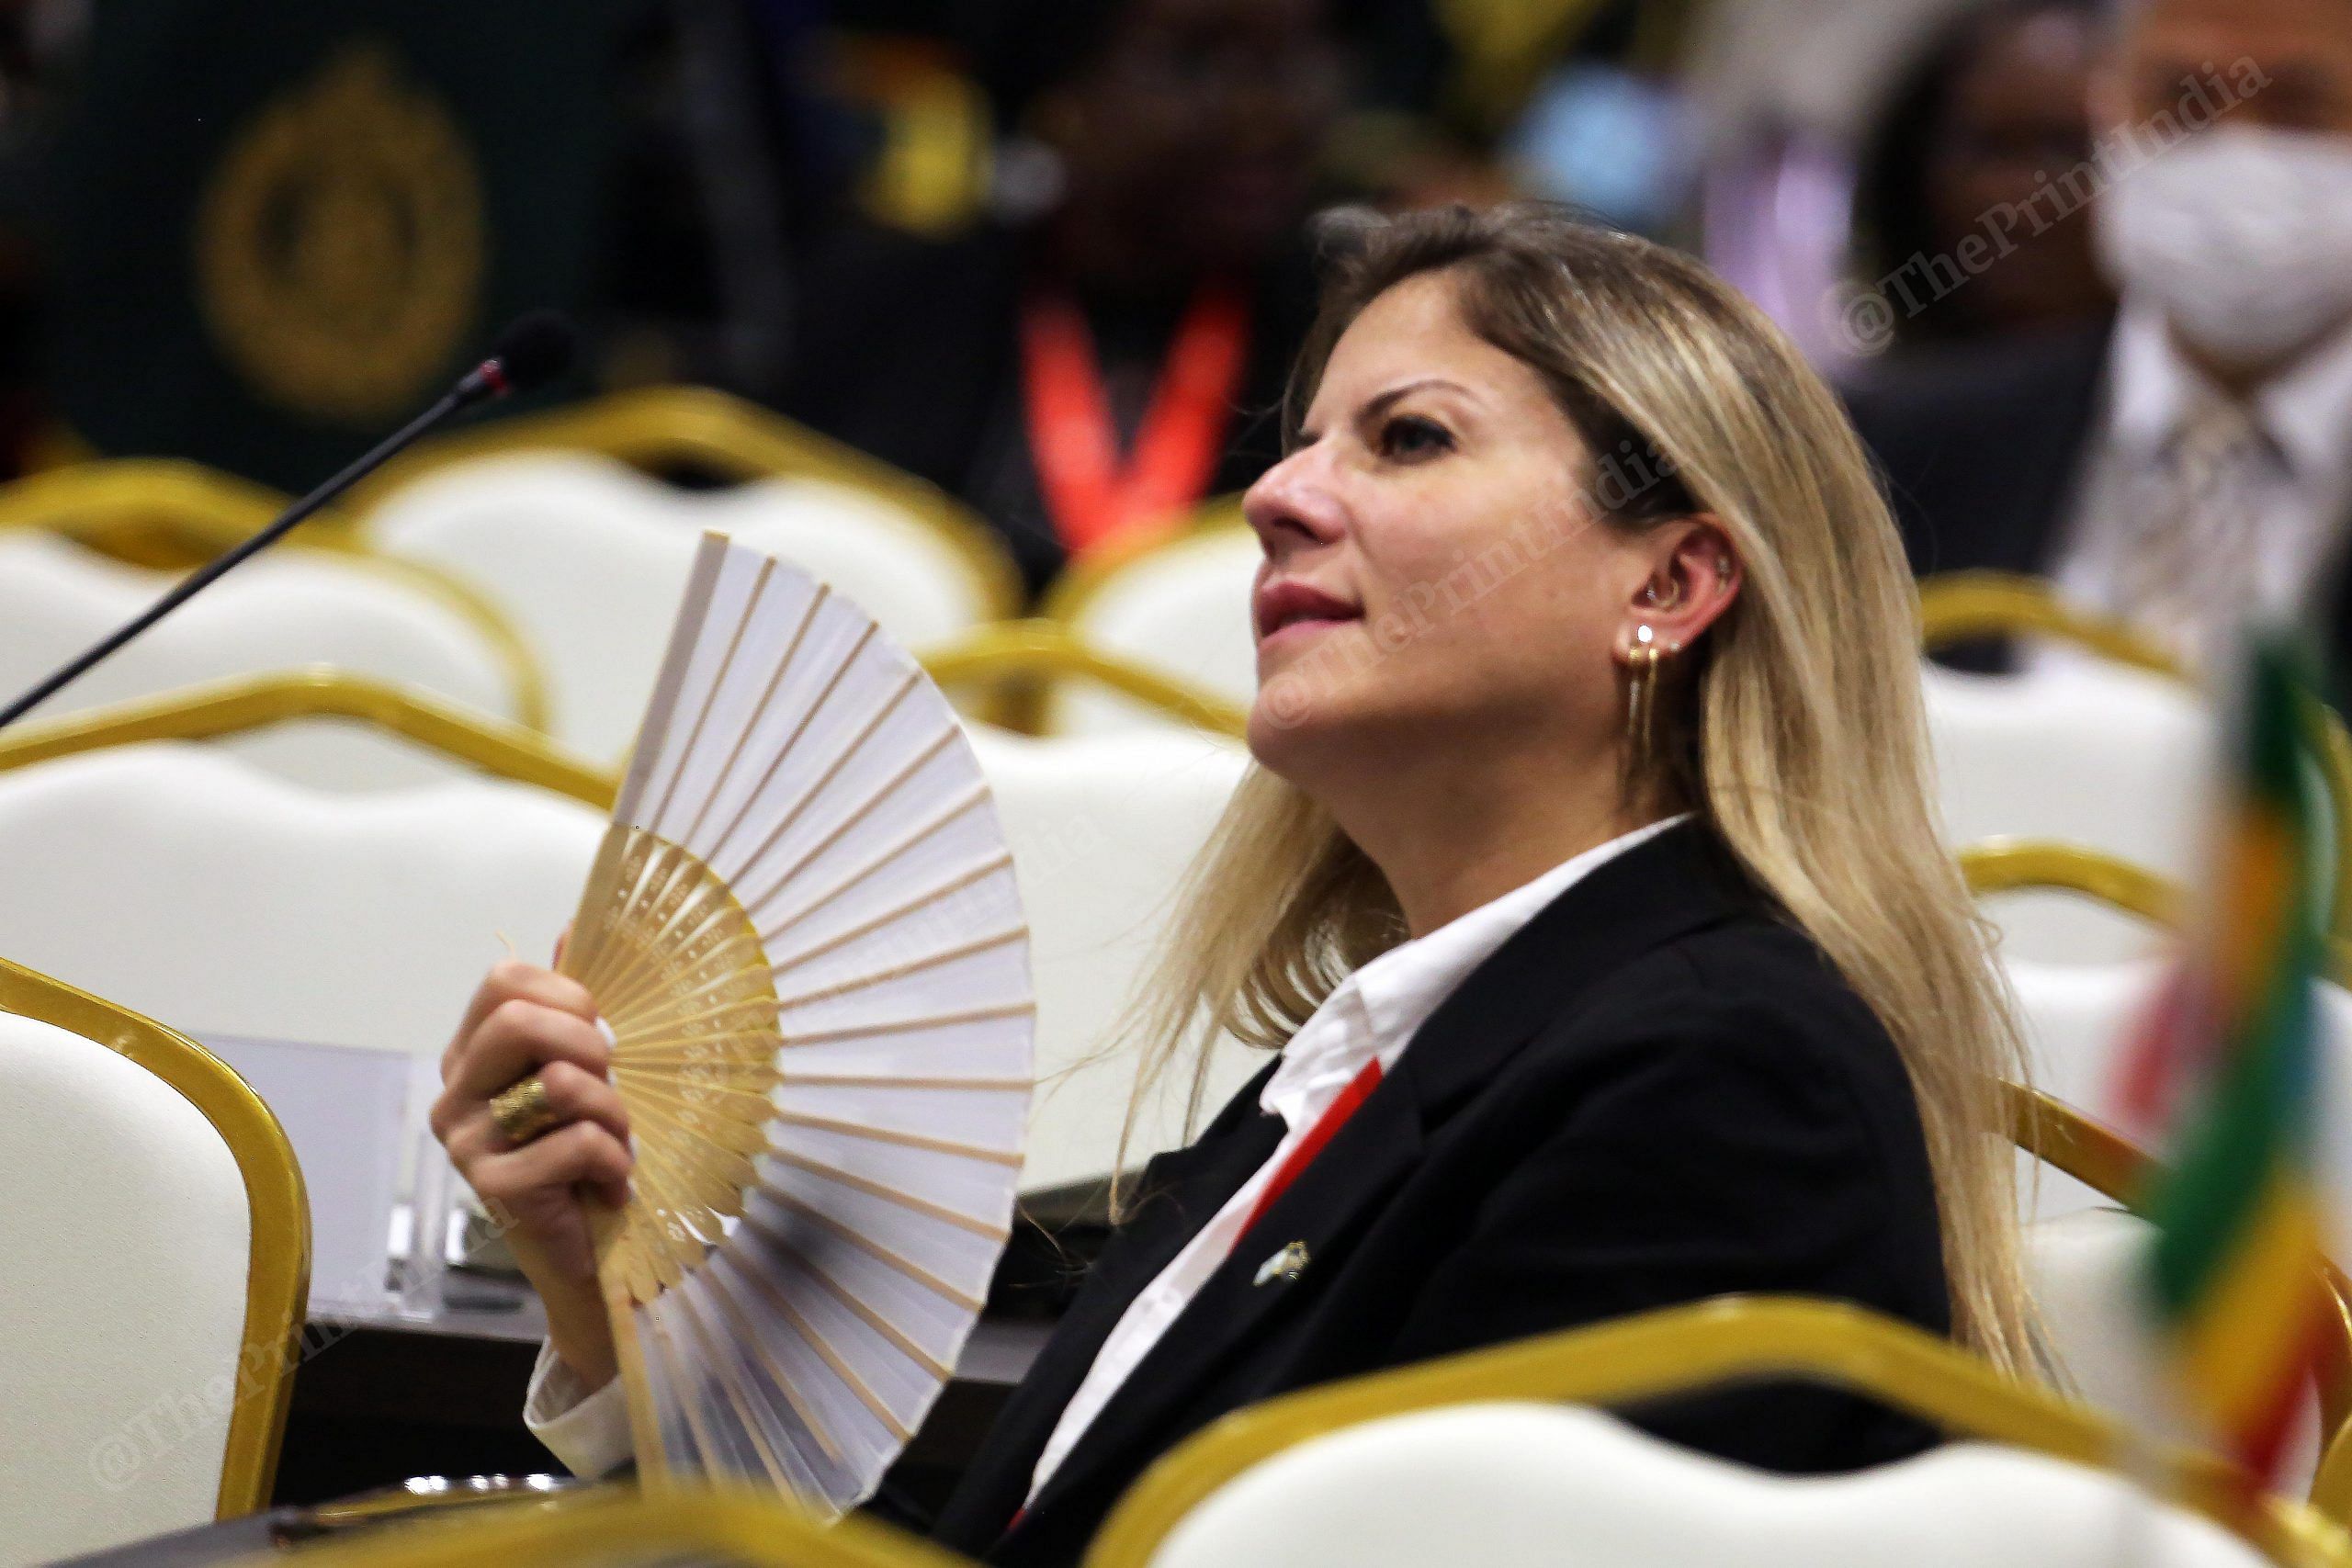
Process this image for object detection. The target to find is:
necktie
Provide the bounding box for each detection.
[2109,392,2277,671]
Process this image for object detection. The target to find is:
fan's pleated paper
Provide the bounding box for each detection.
[561,534,1034,1513]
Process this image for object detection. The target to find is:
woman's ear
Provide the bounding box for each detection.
[1616,515,1743,660]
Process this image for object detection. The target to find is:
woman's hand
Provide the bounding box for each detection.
[431,955,631,1390]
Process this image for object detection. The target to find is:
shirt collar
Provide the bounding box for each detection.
[1260,813,1693,1127]
[2106,295,2352,490]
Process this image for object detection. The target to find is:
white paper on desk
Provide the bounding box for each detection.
[198,1032,413,1314]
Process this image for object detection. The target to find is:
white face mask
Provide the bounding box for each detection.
[2094,126,2352,370]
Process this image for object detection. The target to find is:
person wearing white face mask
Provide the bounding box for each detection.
[1847,0,2352,682]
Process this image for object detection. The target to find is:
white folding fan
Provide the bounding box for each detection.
[557,533,1035,1513]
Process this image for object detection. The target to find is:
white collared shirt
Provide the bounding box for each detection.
[521,815,1690,1497]
[2053,299,2352,669]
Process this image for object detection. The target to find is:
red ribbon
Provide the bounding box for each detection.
[1236,1059,1385,1244]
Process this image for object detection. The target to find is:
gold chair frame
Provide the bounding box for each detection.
[0,461,552,731]
[248,1484,970,1568]
[340,385,1025,624]
[1919,570,2352,940]
[0,954,309,1517]
[1964,839,2352,1519]
[922,619,1249,739]
[1082,1294,2352,1568]
[0,457,350,564]
[0,669,617,807]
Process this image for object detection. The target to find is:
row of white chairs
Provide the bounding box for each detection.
[0,454,1009,770]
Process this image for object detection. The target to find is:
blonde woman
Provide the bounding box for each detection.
[433,204,2033,1568]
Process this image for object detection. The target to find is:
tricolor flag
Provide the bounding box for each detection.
[2113,637,2335,1485]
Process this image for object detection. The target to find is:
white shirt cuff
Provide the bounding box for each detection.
[522,1340,636,1479]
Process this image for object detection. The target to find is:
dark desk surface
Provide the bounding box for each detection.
[274,1269,1050,1510]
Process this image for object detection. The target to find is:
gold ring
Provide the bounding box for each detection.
[489,1073,559,1145]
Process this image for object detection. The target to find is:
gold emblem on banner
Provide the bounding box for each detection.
[195,42,485,425]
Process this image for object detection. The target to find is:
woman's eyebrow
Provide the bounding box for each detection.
[1358,377,1477,422]
[1299,376,1479,445]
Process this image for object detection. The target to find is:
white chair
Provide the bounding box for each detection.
[1091,1296,2333,1568]
[1044,520,1259,738]
[1923,656,2217,964]
[0,532,537,792]
[0,742,602,1063]
[966,724,1264,1196]
[1142,1403,2273,1568]
[366,452,1011,763]
[0,957,305,1564]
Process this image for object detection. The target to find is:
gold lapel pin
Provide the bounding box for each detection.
[1253,1240,1310,1287]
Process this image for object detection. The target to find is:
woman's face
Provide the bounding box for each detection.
[1241,271,1676,783]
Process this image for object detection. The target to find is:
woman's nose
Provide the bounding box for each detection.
[1243,449,1346,561]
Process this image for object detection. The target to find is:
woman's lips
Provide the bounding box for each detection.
[1255,580,1363,645]
[1259,615,1351,651]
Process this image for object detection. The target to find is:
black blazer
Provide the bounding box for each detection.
[909,822,1954,1568]
[1841,321,2352,682]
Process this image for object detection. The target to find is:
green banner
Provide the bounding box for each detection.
[43,0,629,488]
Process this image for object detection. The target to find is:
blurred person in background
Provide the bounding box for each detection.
[777,0,1341,600]
[1850,0,2111,352]
[1849,0,2352,682]
[1679,0,1992,364]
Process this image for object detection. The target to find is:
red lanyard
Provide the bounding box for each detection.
[1019,281,1250,558]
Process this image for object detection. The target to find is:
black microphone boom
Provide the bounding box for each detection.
[0,311,579,734]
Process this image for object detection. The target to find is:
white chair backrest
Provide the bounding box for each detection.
[0,532,524,791]
[1146,1402,2267,1568]
[965,725,1264,1193]
[699,477,989,647]
[1924,658,2216,964]
[1052,527,1259,738]
[2024,1207,2323,1498]
[0,743,601,1059]
[0,1012,254,1562]
[366,453,997,763]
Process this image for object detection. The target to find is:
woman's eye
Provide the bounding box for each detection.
[1378,415,1453,460]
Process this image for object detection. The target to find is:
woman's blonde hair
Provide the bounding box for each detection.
[1110,202,2037,1379]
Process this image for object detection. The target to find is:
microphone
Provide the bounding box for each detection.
[453,311,579,407]
[0,311,580,733]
